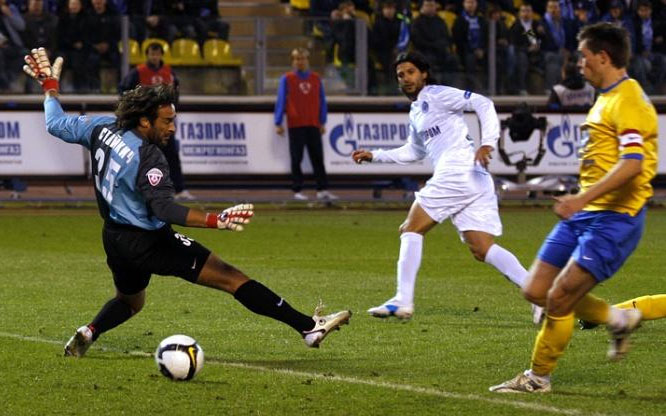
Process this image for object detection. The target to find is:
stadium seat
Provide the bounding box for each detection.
[171,39,204,66]
[501,11,516,29]
[438,10,457,34]
[141,38,175,65]
[203,39,242,66]
[290,0,309,11]
[118,39,142,66]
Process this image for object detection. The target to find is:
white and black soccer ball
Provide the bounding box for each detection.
[155,335,204,381]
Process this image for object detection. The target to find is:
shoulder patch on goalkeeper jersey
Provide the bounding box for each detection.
[146,168,163,186]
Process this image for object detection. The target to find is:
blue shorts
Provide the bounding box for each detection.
[537,207,646,282]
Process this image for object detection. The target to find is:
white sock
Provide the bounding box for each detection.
[484,244,528,288]
[393,232,423,306]
[525,369,550,384]
[607,306,626,330]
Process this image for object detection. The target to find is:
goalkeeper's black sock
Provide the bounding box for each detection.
[89,298,134,341]
[234,280,315,333]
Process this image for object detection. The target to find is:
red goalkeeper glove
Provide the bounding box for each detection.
[205,204,254,231]
[23,47,63,93]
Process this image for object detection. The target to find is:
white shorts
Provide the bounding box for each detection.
[414,170,502,240]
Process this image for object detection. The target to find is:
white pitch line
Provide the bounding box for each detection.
[1,331,606,416]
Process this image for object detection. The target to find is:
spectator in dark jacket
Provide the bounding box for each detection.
[85,0,119,92]
[411,0,459,86]
[630,0,666,93]
[541,0,575,92]
[57,0,91,92]
[22,0,57,92]
[452,0,488,92]
[508,3,544,94]
[371,0,401,94]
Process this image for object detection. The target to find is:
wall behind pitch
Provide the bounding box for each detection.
[3,111,665,176]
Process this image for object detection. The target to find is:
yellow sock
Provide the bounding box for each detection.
[531,312,574,376]
[574,294,610,324]
[615,295,666,320]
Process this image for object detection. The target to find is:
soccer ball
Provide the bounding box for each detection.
[154,335,204,381]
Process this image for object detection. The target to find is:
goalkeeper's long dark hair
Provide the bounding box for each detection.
[115,84,176,130]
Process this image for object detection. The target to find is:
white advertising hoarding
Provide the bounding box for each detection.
[3,111,665,176]
[0,112,86,175]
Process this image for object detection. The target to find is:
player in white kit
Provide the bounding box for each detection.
[352,52,542,323]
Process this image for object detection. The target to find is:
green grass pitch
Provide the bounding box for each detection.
[2,206,666,415]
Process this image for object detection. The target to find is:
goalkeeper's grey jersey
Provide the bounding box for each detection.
[371,85,500,178]
[44,96,174,230]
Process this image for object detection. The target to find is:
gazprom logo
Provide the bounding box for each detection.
[546,114,585,158]
[329,113,410,157]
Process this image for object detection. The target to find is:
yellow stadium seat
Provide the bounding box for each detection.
[438,10,457,34]
[203,39,242,66]
[355,10,372,28]
[118,39,143,66]
[290,0,309,10]
[171,38,204,66]
[501,11,516,29]
[141,38,175,65]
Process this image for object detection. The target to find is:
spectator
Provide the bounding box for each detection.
[22,0,57,93]
[486,3,511,94]
[411,0,459,86]
[166,0,230,46]
[57,0,89,92]
[84,0,120,92]
[119,42,194,201]
[0,0,26,90]
[330,0,356,66]
[546,59,595,111]
[541,0,575,92]
[509,3,544,95]
[453,0,488,92]
[128,0,175,43]
[602,0,635,46]
[371,0,401,94]
[630,0,666,94]
[274,48,337,201]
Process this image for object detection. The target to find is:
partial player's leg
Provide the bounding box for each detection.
[288,127,307,195]
[64,287,146,357]
[368,201,437,319]
[197,253,350,348]
[490,259,596,393]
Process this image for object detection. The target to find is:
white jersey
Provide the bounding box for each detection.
[371,85,500,178]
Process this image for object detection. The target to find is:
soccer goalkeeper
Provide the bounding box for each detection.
[23,48,351,357]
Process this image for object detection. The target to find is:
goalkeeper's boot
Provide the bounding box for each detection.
[489,371,551,393]
[64,325,94,357]
[303,302,352,348]
[367,298,414,320]
[607,308,642,361]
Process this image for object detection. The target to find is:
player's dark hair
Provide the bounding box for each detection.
[393,51,436,84]
[577,22,630,69]
[146,42,164,55]
[115,84,176,130]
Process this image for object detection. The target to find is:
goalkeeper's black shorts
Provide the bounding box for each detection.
[102,223,211,295]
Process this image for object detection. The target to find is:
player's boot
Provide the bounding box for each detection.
[489,371,551,393]
[64,325,94,357]
[578,319,600,330]
[531,303,545,325]
[303,302,352,348]
[367,298,414,320]
[607,308,642,361]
